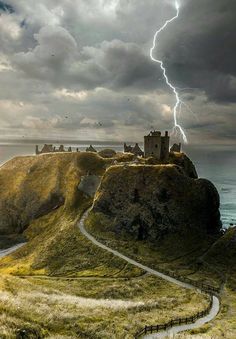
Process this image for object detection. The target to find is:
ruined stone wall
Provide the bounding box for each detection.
[144,135,161,159]
[160,135,170,161]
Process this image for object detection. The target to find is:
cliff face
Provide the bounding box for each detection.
[168,152,198,179]
[93,164,221,241]
[0,151,223,275]
[0,152,106,236]
[144,152,198,179]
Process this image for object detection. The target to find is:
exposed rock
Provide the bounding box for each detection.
[144,152,198,179]
[169,152,198,178]
[92,164,221,241]
[98,149,116,158]
[78,175,101,197]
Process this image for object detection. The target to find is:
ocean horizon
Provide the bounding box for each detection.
[0,141,235,229]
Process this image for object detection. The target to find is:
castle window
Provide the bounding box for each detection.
[155,144,158,148]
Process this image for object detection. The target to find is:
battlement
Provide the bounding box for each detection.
[148,131,161,137]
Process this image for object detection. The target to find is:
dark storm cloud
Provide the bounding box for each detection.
[0,1,14,13]
[0,0,235,144]
[156,0,236,103]
[14,36,161,91]
[81,40,162,90]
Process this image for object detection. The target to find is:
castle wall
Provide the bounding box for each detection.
[160,133,170,161]
[144,131,170,160]
[144,134,161,159]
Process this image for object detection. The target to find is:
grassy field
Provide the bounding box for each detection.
[0,200,210,337]
[0,152,234,338]
[0,273,209,338]
[86,211,236,338]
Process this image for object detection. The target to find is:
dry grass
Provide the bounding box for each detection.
[86,212,236,338]
[0,152,233,337]
[0,274,209,338]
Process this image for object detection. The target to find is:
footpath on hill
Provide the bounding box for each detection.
[78,208,220,338]
[0,209,220,338]
[0,243,26,258]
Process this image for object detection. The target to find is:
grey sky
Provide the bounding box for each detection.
[0,0,235,146]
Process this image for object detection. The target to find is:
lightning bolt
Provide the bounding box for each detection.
[150,0,188,143]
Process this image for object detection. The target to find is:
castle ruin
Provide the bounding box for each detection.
[86,145,97,153]
[124,130,171,160]
[144,130,170,161]
[124,143,144,157]
[170,143,182,153]
[36,144,78,155]
[36,130,179,160]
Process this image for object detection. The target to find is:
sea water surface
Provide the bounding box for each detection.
[0,142,235,228]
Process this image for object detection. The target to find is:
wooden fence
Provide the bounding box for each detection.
[146,266,221,295]
[134,266,222,338]
[135,296,213,338]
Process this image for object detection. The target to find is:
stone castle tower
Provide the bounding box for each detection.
[144,130,170,160]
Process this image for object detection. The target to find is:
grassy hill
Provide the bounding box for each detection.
[0,151,213,338]
[0,151,235,338]
[0,152,105,235]
[0,152,135,276]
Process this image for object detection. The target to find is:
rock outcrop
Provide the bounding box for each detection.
[168,152,198,178]
[92,164,221,241]
[144,152,198,179]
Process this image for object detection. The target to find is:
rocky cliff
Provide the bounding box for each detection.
[144,152,198,179]
[0,152,106,236]
[92,164,221,241]
[0,151,220,243]
[0,151,224,276]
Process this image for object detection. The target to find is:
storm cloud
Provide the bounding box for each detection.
[0,0,235,145]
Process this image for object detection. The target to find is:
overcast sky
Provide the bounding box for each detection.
[0,0,235,146]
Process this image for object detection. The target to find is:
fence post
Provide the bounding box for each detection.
[135,291,215,338]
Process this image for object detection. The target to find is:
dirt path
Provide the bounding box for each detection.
[0,243,26,258]
[78,209,220,338]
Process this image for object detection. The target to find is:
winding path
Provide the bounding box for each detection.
[78,209,220,338]
[0,243,26,258]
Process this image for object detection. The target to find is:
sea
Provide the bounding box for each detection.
[0,141,235,229]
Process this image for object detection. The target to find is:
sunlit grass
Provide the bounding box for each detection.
[0,274,209,338]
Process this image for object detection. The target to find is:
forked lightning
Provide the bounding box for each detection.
[150,1,188,143]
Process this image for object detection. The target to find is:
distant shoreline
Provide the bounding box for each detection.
[0,139,125,146]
